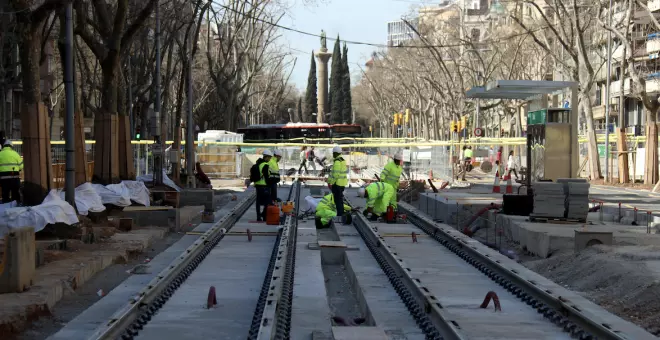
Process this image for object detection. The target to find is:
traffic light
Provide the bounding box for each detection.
[405,109,410,123]
[460,116,467,130]
[135,126,141,141]
[451,121,458,132]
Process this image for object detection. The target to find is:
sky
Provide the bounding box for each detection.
[279,0,425,92]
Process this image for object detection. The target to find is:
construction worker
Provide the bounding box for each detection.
[315,192,352,229]
[0,140,23,204]
[357,182,395,221]
[254,149,272,221]
[380,151,403,209]
[269,149,282,202]
[327,145,348,222]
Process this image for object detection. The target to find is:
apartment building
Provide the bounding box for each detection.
[387,19,418,47]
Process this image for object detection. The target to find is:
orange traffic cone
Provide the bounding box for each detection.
[505,175,513,194]
[492,170,501,193]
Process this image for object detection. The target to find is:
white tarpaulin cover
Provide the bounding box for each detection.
[0,190,79,238]
[92,183,132,207]
[121,181,151,206]
[59,182,106,216]
[136,170,181,192]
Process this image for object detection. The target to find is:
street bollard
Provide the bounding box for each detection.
[618,202,622,222]
[634,207,638,225]
[599,202,603,223]
[648,212,652,234]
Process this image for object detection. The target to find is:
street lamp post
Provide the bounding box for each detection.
[604,0,613,182]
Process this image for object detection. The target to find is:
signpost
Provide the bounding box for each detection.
[473,127,483,137]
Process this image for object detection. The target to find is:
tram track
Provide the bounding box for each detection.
[348,198,656,340]
[85,177,303,340]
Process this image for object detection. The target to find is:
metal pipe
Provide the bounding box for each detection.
[186,17,195,188]
[64,2,75,207]
[153,0,163,185]
[604,0,613,182]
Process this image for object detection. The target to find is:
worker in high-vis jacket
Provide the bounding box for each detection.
[327,145,348,222]
[357,182,395,221]
[315,192,352,229]
[380,151,403,208]
[268,149,282,202]
[0,139,23,204]
[254,149,272,221]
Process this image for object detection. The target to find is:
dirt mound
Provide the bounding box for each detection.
[526,245,660,333]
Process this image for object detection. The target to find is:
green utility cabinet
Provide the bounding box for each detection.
[527,108,573,181]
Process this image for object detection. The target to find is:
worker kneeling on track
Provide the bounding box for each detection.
[315,192,352,229]
[357,182,395,221]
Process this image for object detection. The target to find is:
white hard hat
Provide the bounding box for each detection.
[3,140,12,146]
[393,151,403,160]
[332,146,342,153]
[274,149,283,157]
[357,187,366,198]
[263,149,273,156]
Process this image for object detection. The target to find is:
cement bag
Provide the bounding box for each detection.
[121,180,151,206]
[92,183,132,207]
[59,182,106,216]
[0,190,79,238]
[304,195,322,213]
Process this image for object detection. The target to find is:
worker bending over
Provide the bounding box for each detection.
[357,182,395,221]
[0,139,22,204]
[269,149,282,202]
[315,192,352,229]
[254,150,272,221]
[380,151,403,209]
[327,145,348,221]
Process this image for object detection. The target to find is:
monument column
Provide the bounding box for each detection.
[315,48,332,124]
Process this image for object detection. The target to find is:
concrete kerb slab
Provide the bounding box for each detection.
[47,194,247,340]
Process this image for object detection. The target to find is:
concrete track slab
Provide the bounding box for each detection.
[47,193,248,340]
[291,218,333,339]
[136,205,275,340]
[334,223,426,340]
[372,222,571,340]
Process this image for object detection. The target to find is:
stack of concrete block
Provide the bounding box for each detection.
[557,179,590,220]
[532,182,566,218]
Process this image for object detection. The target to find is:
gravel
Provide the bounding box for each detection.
[525,245,660,334]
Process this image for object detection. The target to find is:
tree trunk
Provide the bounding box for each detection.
[617,128,629,183]
[172,63,187,182]
[645,114,658,185]
[93,58,120,184]
[579,92,602,180]
[18,19,52,205]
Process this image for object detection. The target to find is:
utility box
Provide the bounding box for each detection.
[0,227,36,293]
[527,108,573,181]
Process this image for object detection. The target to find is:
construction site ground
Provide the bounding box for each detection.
[1,189,240,340]
[431,171,660,334]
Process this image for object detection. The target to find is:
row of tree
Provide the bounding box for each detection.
[3,0,302,204]
[303,36,352,124]
[352,0,660,185]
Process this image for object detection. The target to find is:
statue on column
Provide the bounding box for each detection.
[320,30,327,49]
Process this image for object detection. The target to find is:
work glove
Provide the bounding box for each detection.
[369,213,379,222]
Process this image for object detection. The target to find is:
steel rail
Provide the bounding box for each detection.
[346,197,465,340]
[399,201,656,340]
[255,177,301,340]
[86,192,256,340]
